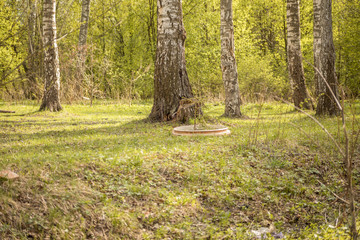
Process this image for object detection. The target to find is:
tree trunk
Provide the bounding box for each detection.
[220,0,242,117]
[78,0,91,63]
[313,0,339,116]
[24,0,40,100]
[77,0,91,93]
[40,0,62,111]
[149,0,196,122]
[147,0,156,60]
[286,0,313,109]
[79,0,91,49]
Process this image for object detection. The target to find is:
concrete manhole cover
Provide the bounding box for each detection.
[172,125,230,136]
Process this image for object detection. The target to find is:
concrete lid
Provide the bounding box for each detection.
[172,125,231,136]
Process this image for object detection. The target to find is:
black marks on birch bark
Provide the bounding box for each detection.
[313,0,339,116]
[220,0,242,117]
[286,0,313,109]
[40,0,62,112]
[149,0,196,122]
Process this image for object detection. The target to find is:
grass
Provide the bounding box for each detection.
[0,100,359,239]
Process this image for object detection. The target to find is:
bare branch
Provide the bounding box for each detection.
[274,96,344,157]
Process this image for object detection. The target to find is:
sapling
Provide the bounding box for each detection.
[275,77,358,239]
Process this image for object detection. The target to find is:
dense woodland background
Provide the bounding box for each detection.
[0,0,359,103]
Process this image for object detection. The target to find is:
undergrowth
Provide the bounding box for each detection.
[0,100,359,239]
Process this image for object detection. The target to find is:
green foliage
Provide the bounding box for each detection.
[183,0,291,101]
[0,1,24,95]
[88,0,156,100]
[297,224,351,239]
[237,54,289,101]
[184,0,222,98]
[300,0,316,91]
[0,0,359,100]
[333,0,360,96]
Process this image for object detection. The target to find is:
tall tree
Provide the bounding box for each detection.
[149,0,195,122]
[78,0,91,90]
[78,0,91,63]
[40,0,62,111]
[220,0,242,117]
[23,0,42,100]
[146,0,156,60]
[286,0,312,109]
[313,0,339,116]
[79,0,91,50]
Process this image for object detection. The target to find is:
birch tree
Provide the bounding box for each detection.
[149,0,195,122]
[220,0,242,117]
[286,0,313,109]
[313,0,339,116]
[78,0,91,63]
[76,0,91,93]
[40,0,62,111]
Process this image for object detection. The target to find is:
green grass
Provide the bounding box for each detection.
[0,100,359,239]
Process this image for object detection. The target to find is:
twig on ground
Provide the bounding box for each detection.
[316,179,349,205]
[274,97,344,157]
[0,110,15,113]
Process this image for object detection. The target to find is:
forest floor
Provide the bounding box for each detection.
[0,100,359,239]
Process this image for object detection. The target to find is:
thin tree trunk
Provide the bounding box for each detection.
[79,0,91,49]
[40,0,62,111]
[149,0,196,122]
[344,113,358,240]
[24,0,40,100]
[78,0,91,92]
[283,0,288,64]
[313,0,339,116]
[220,0,242,117]
[286,0,313,109]
[147,0,156,60]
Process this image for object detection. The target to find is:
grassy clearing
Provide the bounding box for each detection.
[0,100,359,239]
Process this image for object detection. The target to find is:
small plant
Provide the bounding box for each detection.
[176,97,204,126]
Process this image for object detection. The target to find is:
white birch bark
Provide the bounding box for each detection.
[40,0,62,111]
[313,0,339,115]
[220,0,242,117]
[149,0,195,122]
[286,0,312,109]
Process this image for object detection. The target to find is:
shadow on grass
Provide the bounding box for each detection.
[0,117,194,152]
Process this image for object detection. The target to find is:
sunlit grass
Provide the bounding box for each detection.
[0,100,359,239]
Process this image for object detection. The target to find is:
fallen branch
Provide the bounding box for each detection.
[0,110,15,113]
[274,96,344,157]
[316,179,350,205]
